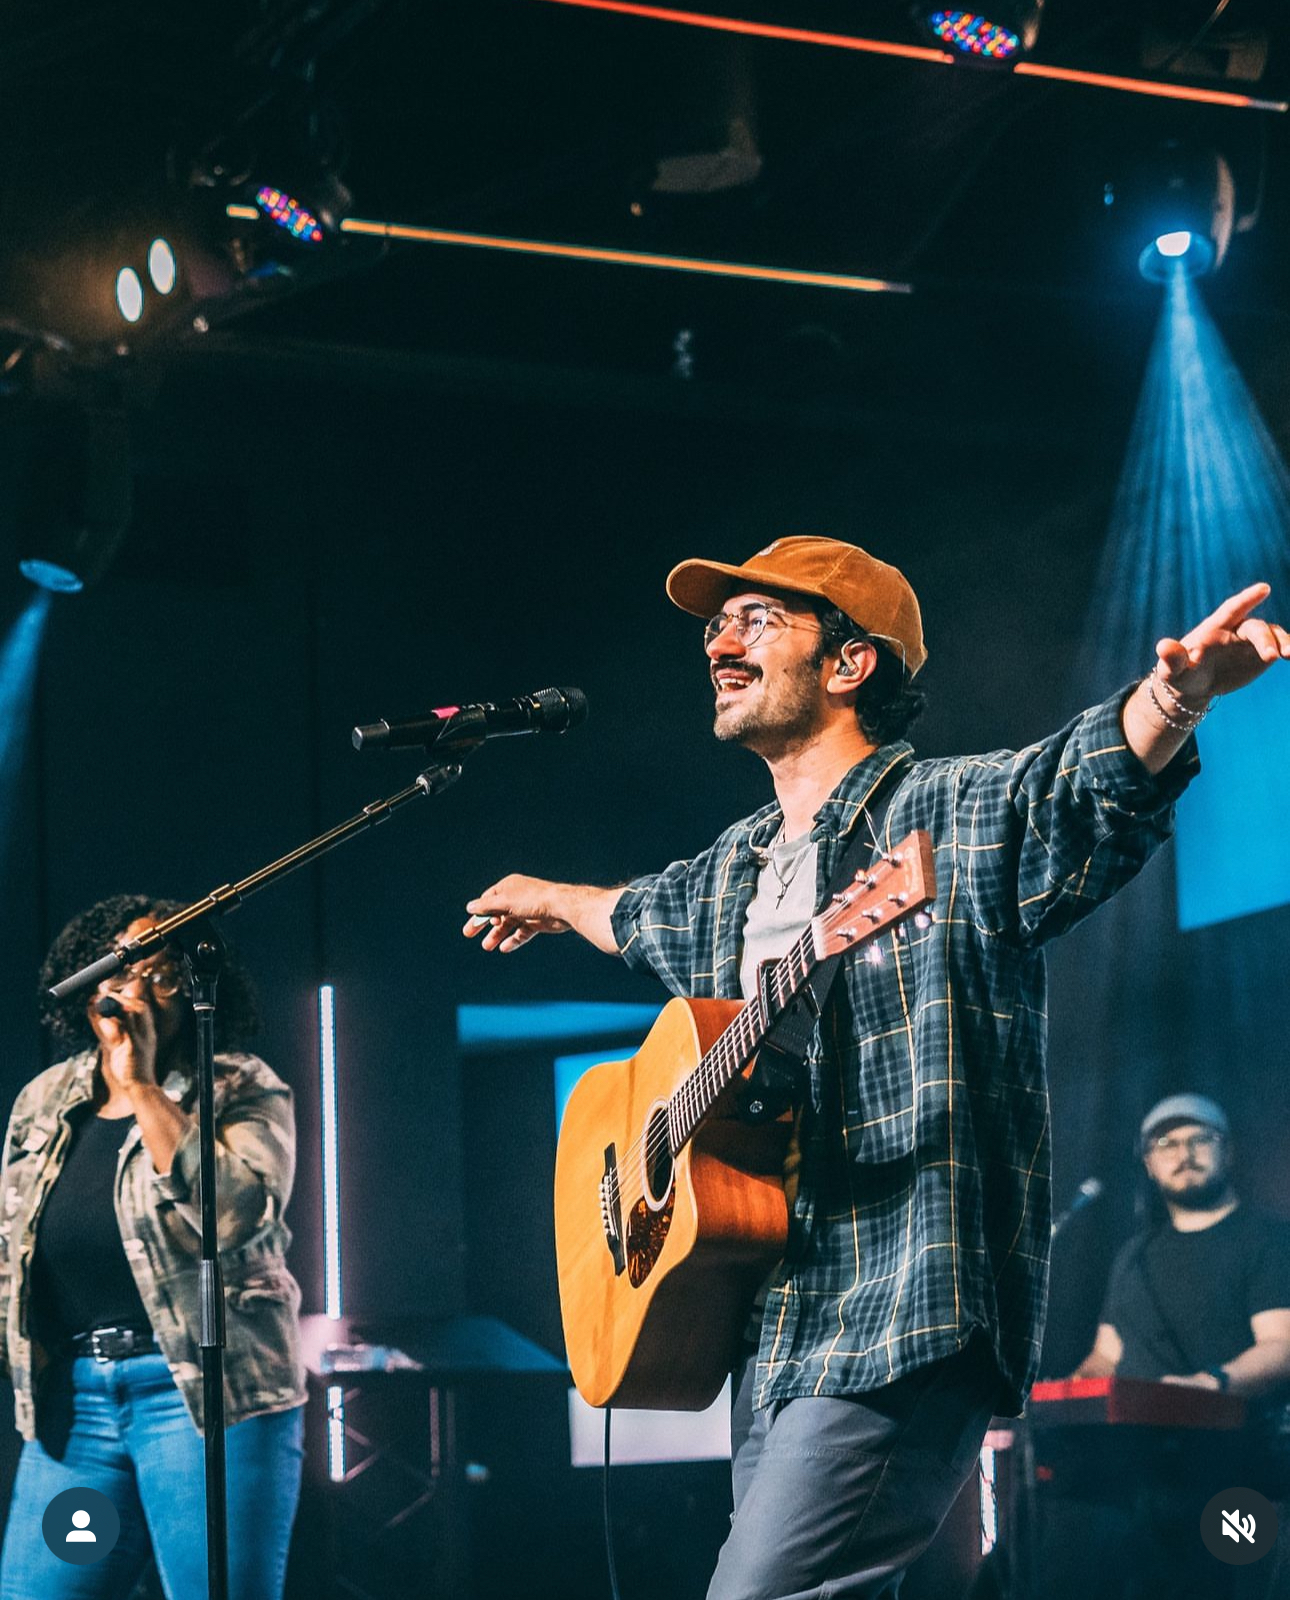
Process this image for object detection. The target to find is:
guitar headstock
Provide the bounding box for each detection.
[810,830,937,960]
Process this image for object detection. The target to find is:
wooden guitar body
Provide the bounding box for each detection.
[554,996,790,1411]
[553,831,935,1413]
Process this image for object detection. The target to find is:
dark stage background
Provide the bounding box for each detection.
[0,293,1287,1594]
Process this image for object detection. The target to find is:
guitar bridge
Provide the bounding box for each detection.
[600,1144,626,1276]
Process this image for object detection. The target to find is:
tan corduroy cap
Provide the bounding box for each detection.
[666,535,927,676]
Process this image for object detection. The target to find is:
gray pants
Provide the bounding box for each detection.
[707,1338,998,1600]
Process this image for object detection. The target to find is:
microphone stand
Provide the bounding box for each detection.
[49,754,467,1600]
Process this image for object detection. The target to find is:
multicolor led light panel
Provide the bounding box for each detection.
[929,11,1021,59]
[254,185,325,244]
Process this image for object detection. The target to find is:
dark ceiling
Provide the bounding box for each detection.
[2,0,1289,413]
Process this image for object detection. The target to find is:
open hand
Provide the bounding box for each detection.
[1156,583,1290,704]
[464,875,571,953]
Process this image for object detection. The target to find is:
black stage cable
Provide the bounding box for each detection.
[603,1406,623,1600]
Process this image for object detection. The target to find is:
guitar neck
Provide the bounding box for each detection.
[662,829,936,1155]
[666,928,817,1152]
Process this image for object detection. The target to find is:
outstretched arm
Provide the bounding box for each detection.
[463,876,624,955]
[1122,582,1290,775]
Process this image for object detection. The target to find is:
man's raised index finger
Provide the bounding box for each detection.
[1202,581,1272,634]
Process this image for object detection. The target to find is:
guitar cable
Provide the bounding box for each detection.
[603,1407,624,1600]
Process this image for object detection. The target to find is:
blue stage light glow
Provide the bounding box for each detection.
[0,592,53,832]
[1083,269,1290,930]
[457,1000,662,1049]
[18,559,84,594]
[1139,231,1215,283]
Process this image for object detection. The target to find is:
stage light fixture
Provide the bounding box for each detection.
[1135,144,1235,283]
[115,267,144,323]
[254,185,326,244]
[148,238,177,294]
[919,4,1044,62]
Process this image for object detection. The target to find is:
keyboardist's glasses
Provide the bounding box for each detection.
[1150,1130,1221,1155]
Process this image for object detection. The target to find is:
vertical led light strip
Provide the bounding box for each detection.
[319,983,346,1481]
[978,1443,998,1557]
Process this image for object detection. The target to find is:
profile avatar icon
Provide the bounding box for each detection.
[66,1510,96,1544]
[41,1487,119,1564]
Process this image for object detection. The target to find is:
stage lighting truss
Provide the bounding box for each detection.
[918,3,1044,63]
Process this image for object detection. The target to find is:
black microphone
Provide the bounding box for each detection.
[1051,1176,1103,1239]
[353,686,588,752]
[95,995,125,1019]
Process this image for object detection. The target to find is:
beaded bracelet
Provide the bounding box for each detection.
[1145,672,1210,734]
[1153,668,1213,720]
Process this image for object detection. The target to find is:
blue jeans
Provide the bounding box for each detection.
[0,1353,303,1600]
[707,1338,997,1600]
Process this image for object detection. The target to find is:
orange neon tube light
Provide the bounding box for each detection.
[226,205,911,292]
[337,217,912,293]
[536,0,952,61]
[1013,62,1287,112]
[538,0,1287,112]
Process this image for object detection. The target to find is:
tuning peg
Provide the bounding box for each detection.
[913,911,934,930]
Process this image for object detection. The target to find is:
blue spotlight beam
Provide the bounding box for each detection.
[1083,269,1290,930]
[0,592,52,781]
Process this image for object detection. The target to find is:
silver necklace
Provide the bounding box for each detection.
[765,825,811,909]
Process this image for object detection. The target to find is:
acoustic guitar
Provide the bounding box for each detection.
[554,831,936,1410]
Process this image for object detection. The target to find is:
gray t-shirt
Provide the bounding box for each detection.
[740,829,818,1336]
[739,830,819,1002]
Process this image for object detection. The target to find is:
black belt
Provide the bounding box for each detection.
[67,1325,160,1362]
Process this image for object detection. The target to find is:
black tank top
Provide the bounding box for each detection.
[30,1110,152,1345]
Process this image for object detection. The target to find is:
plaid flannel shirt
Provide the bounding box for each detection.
[611,687,1198,1414]
[0,1051,306,1440]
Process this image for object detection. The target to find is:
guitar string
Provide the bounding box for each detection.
[609,928,815,1193]
[608,944,799,1197]
[624,877,913,1189]
[613,838,907,1205]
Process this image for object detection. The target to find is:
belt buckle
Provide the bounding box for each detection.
[89,1328,132,1362]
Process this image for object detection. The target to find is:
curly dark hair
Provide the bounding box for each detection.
[39,894,262,1056]
[810,602,927,745]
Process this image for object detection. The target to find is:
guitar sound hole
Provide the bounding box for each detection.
[642,1106,674,1211]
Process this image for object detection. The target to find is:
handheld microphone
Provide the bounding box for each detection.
[353,686,588,752]
[94,996,125,1019]
[1051,1176,1103,1240]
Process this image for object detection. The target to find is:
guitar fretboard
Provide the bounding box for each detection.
[665,924,818,1152]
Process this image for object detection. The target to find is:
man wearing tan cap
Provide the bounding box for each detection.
[465,537,1289,1599]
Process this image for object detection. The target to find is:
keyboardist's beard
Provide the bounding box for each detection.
[1162,1172,1231,1211]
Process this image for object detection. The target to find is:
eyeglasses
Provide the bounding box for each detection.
[703,604,821,651]
[96,958,184,1001]
[1151,1130,1221,1155]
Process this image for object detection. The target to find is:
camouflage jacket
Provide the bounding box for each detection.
[0,1050,306,1440]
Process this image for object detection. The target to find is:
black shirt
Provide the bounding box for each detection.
[30,1110,152,1346]
[1101,1207,1290,1380]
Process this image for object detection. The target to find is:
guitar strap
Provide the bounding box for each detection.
[741,764,906,1121]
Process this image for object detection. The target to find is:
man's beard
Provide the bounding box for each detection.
[1163,1171,1231,1210]
[712,653,826,754]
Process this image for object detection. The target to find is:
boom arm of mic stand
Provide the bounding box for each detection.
[49,756,467,1002]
